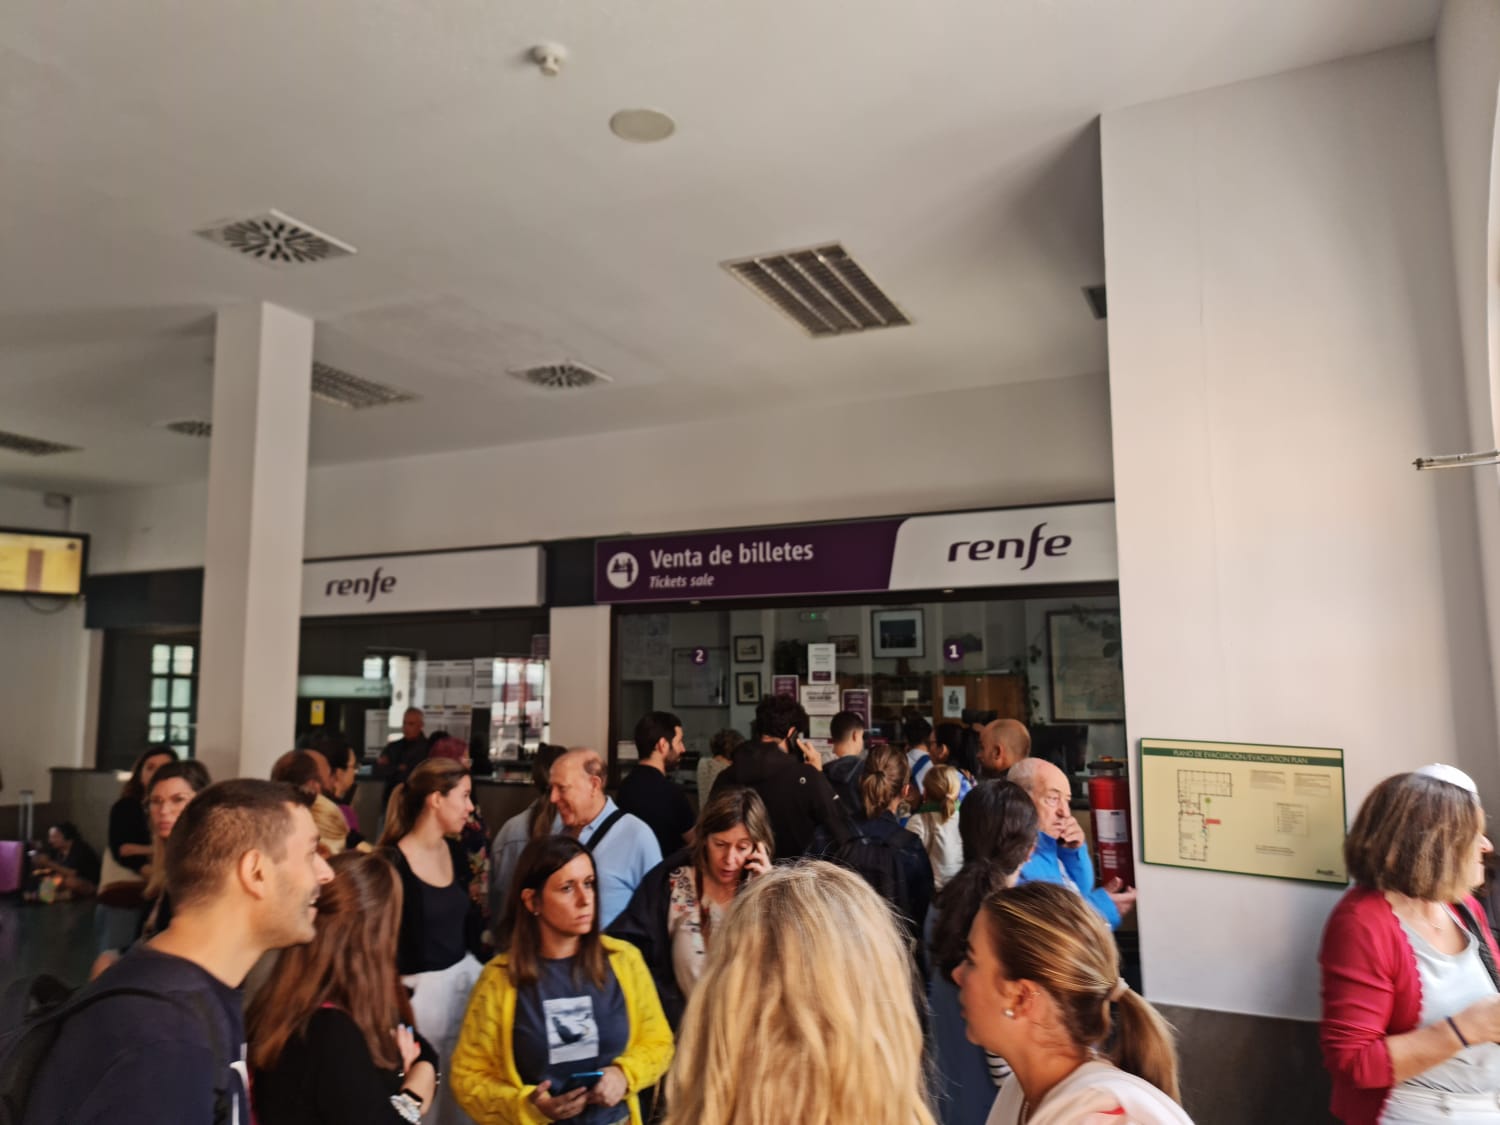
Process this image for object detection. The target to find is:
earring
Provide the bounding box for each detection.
[1003,1008,1016,1019]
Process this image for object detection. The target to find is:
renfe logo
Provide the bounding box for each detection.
[946,522,1072,572]
[324,566,397,604]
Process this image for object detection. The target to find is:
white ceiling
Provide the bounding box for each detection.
[0,0,1439,492]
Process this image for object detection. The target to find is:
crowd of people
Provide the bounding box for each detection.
[56,690,1499,1123]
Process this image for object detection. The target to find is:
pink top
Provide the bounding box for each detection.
[1318,885,1500,1123]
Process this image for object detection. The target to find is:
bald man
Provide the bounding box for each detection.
[548,748,661,927]
[1009,757,1136,929]
[978,719,1032,779]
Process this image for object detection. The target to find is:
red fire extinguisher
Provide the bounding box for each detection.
[1087,758,1135,889]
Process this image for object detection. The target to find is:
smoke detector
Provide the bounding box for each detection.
[160,419,213,439]
[722,243,911,337]
[311,362,417,409]
[195,209,356,267]
[0,429,79,456]
[510,362,613,390]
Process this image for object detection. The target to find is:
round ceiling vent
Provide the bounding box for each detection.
[610,108,676,144]
[511,363,613,390]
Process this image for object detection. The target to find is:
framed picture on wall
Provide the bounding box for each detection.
[872,609,925,658]
[735,671,762,705]
[733,635,764,662]
[830,634,860,658]
[1048,610,1125,722]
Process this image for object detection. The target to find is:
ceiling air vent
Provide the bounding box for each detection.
[510,363,613,390]
[195,209,356,267]
[1083,284,1107,321]
[161,419,213,439]
[310,362,417,409]
[0,429,79,456]
[722,242,911,337]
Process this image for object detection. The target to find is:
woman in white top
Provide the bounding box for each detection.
[610,785,772,1028]
[907,765,965,889]
[955,881,1193,1125]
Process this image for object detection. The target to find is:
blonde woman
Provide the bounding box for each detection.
[907,764,965,889]
[955,882,1191,1124]
[663,861,938,1125]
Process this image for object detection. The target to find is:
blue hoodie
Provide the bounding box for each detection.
[1017,831,1122,929]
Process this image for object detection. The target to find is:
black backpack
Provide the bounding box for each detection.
[828,830,916,930]
[0,973,235,1125]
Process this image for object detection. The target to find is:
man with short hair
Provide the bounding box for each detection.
[978,718,1032,779]
[824,710,867,812]
[23,779,335,1124]
[616,710,697,857]
[377,706,429,808]
[711,694,848,857]
[548,748,661,927]
[1009,757,1136,929]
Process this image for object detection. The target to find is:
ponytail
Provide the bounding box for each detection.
[1110,988,1182,1104]
[377,758,468,846]
[860,744,909,819]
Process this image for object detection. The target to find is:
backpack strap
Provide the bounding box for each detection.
[585,809,628,854]
[1452,900,1500,992]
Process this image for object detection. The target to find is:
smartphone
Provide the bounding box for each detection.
[558,1071,604,1095]
[786,728,802,756]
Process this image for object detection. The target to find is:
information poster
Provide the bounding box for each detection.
[841,689,871,726]
[808,643,837,684]
[1140,738,1347,884]
[800,684,840,716]
[772,675,799,699]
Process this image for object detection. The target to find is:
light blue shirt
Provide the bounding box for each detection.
[1017,831,1122,930]
[907,749,974,801]
[489,807,533,923]
[552,798,661,928]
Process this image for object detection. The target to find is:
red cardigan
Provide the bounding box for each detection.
[1319,885,1500,1123]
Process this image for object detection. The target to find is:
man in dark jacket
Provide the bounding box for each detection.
[711,694,848,858]
[376,707,430,809]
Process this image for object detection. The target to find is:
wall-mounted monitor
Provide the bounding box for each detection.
[0,527,88,597]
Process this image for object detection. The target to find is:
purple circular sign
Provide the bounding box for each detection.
[944,640,964,664]
[692,647,709,666]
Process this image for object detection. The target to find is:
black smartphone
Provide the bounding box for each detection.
[558,1071,603,1095]
[786,728,802,756]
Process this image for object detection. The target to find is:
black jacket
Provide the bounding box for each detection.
[607,847,695,1030]
[710,742,848,858]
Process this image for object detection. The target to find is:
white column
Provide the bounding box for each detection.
[196,303,313,782]
[548,606,613,751]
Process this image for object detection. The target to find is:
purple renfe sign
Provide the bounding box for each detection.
[597,521,902,603]
[594,503,1118,604]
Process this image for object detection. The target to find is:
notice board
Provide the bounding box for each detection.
[1139,738,1347,885]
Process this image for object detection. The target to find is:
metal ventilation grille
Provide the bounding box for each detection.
[0,429,79,456]
[1083,284,1108,321]
[723,243,911,337]
[162,419,213,438]
[510,363,613,390]
[195,209,356,267]
[310,362,417,409]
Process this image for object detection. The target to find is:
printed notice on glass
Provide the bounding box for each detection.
[1139,738,1347,885]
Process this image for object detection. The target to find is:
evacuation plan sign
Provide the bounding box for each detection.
[1139,738,1347,885]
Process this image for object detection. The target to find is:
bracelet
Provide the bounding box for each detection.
[390,1091,422,1124]
[1447,1015,1471,1049]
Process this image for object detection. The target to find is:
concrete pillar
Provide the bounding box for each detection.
[196,303,313,782]
[548,606,613,752]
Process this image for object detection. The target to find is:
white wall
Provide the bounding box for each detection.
[1103,43,1496,1019]
[0,486,90,805]
[77,374,1114,572]
[1436,0,1500,797]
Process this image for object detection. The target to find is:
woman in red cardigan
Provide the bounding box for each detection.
[1320,765,1500,1123]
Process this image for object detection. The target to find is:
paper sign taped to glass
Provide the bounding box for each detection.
[1139,738,1347,885]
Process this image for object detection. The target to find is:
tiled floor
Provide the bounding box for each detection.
[0,897,99,1027]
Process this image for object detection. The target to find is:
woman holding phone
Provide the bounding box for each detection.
[610,787,774,1028]
[451,836,673,1125]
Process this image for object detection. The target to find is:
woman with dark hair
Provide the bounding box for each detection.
[927,780,1039,1125]
[452,836,673,1125]
[610,787,774,1027]
[426,736,493,935]
[94,745,177,950]
[956,882,1189,1123]
[1320,765,1500,1123]
[381,757,486,1125]
[249,851,439,1125]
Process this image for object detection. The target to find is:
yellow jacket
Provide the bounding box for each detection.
[450,935,674,1125]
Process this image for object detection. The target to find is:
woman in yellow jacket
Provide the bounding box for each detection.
[451,835,672,1125]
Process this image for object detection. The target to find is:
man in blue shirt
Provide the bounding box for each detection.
[1010,758,1136,930]
[549,748,661,927]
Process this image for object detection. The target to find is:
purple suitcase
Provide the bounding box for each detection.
[0,840,24,894]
